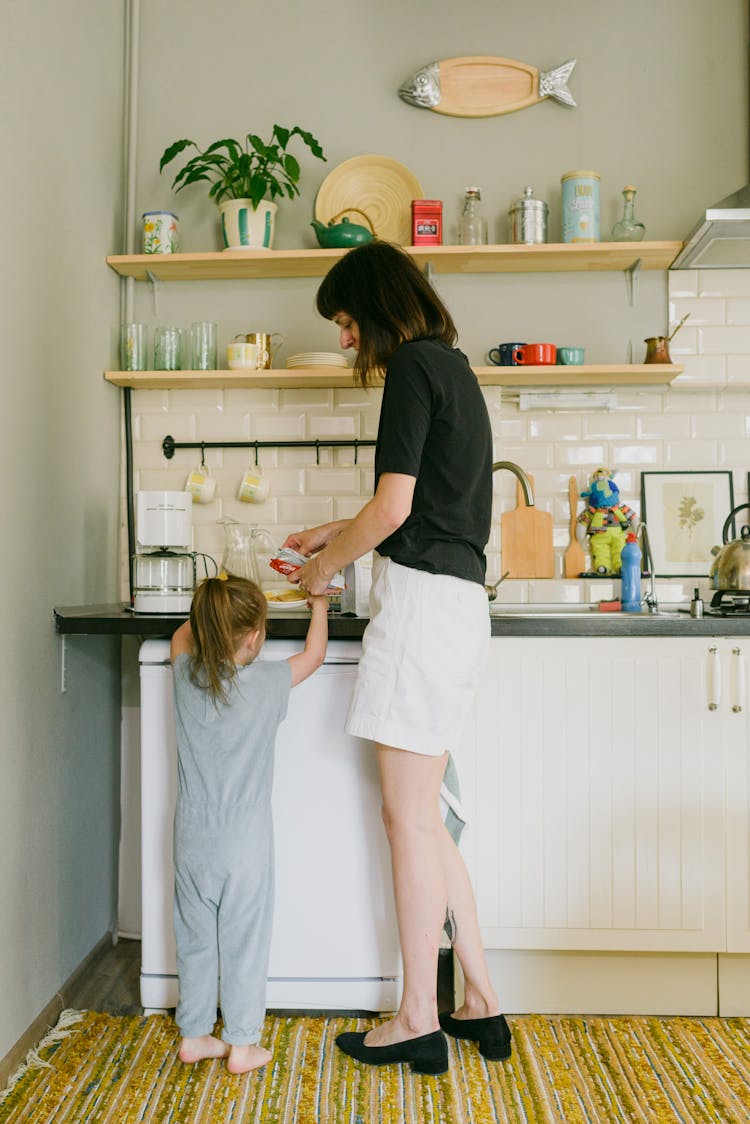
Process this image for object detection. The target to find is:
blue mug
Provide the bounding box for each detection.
[488,342,526,366]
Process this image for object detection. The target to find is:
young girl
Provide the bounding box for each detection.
[170,574,328,1074]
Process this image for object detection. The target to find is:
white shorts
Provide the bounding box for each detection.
[346,554,490,756]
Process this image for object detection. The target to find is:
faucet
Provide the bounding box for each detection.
[635,522,659,613]
[492,460,535,506]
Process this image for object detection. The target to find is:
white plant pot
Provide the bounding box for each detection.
[218,198,277,250]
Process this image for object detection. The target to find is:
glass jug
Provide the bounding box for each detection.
[218,520,278,587]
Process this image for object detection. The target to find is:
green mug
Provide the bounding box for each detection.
[558,346,585,365]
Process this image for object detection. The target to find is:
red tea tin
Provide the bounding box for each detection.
[411,199,443,245]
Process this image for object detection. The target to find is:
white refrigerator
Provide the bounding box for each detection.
[138,638,401,1014]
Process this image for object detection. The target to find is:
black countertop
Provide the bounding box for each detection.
[53,603,750,639]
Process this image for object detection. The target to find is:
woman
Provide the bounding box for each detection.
[284,241,510,1075]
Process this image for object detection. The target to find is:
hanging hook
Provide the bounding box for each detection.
[315,439,321,466]
[253,441,259,467]
[353,439,359,465]
[200,442,206,467]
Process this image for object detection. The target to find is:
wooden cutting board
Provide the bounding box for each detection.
[500,475,554,578]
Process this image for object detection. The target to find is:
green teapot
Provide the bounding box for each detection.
[311,208,375,248]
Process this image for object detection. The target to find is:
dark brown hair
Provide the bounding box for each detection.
[188,575,267,706]
[316,241,457,385]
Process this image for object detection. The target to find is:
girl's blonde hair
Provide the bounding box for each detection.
[188,575,267,705]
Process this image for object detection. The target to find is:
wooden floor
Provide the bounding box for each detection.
[66,938,454,1017]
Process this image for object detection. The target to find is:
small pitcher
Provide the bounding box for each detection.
[643,336,671,364]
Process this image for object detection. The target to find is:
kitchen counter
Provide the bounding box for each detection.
[54,603,750,638]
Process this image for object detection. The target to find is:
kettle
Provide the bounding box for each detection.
[712,503,750,590]
[311,208,375,248]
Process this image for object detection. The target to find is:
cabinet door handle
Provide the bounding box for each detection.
[707,645,721,710]
[732,646,745,713]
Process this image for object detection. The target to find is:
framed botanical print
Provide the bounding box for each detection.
[640,471,734,576]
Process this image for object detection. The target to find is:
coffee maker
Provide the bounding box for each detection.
[133,491,196,613]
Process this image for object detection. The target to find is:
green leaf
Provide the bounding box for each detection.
[289,126,326,160]
[249,172,268,209]
[283,153,300,183]
[247,133,267,156]
[159,138,196,172]
[273,124,290,148]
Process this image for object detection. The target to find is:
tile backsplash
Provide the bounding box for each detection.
[123,270,750,604]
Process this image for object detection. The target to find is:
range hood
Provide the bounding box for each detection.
[671,184,750,269]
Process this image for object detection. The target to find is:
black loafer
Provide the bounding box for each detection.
[438,1012,512,1061]
[335,1029,449,1075]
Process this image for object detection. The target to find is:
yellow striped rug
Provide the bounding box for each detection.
[1,1010,750,1123]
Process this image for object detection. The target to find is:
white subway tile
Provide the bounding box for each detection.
[334,498,365,520]
[255,413,306,439]
[333,445,374,467]
[263,468,305,496]
[307,414,358,438]
[362,414,380,439]
[224,388,279,411]
[305,468,361,496]
[692,412,746,439]
[277,497,334,524]
[726,298,750,325]
[664,389,719,412]
[131,389,169,412]
[553,444,607,467]
[494,417,526,440]
[699,326,750,353]
[279,388,334,410]
[528,580,582,604]
[671,356,727,386]
[699,270,750,297]
[221,496,278,525]
[334,387,382,409]
[136,468,186,493]
[668,327,698,354]
[664,440,718,465]
[611,444,661,465]
[669,297,726,326]
[167,388,224,411]
[726,357,750,386]
[190,501,223,526]
[584,579,616,602]
[614,391,665,413]
[498,444,554,469]
[196,411,252,442]
[636,414,691,439]
[668,273,699,299]
[139,412,195,442]
[528,417,582,441]
[720,439,750,464]
[134,440,177,470]
[492,581,528,606]
[583,415,636,439]
[277,446,333,468]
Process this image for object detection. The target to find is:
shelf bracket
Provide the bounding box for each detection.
[624,257,642,307]
[423,261,435,286]
[145,270,161,316]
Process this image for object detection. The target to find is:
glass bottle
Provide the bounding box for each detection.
[458,187,488,245]
[611,185,645,241]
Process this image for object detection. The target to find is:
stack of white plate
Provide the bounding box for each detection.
[286,352,349,369]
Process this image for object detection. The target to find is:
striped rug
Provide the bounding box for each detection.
[1,1010,750,1123]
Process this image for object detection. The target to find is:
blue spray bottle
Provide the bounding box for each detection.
[621,532,642,612]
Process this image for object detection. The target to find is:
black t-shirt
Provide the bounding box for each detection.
[374,338,493,585]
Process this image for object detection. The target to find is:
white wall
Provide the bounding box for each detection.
[0,1,124,1060]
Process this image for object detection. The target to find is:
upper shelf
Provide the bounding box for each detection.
[104,364,681,390]
[106,242,684,281]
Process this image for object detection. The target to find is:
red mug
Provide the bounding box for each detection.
[512,343,557,365]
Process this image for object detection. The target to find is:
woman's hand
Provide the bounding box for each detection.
[282,520,351,556]
[290,553,335,597]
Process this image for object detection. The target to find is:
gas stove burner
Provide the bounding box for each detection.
[708,590,750,615]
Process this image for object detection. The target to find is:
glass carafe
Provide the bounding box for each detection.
[611,185,645,241]
[218,520,279,587]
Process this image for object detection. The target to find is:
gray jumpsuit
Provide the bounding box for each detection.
[172,653,291,1045]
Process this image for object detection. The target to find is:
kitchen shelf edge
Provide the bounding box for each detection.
[104,364,683,390]
[106,242,684,281]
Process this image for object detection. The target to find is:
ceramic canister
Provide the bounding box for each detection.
[142,211,179,254]
[561,171,600,243]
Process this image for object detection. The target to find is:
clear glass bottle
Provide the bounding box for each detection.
[611,185,645,241]
[458,187,488,245]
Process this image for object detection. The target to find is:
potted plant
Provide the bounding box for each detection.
[159,125,326,250]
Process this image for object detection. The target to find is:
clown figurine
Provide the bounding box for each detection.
[577,468,637,575]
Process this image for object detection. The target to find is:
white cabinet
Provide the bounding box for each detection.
[457,636,746,954]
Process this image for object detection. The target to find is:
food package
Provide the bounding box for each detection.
[340,554,373,616]
[269,548,346,593]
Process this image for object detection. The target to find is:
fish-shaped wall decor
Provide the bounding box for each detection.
[398,55,576,118]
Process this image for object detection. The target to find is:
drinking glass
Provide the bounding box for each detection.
[154,326,182,371]
[120,323,148,371]
[191,321,217,370]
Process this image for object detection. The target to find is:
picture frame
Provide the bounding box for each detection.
[640,471,734,577]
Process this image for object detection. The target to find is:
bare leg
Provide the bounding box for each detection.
[179,1034,230,1064]
[440,825,500,1019]
[364,745,447,1047]
[226,1044,273,1074]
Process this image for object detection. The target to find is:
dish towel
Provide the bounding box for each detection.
[440,752,466,845]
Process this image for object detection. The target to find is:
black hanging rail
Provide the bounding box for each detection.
[162,435,377,466]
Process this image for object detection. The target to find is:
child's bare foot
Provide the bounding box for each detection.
[179,1034,230,1064]
[227,1044,272,1074]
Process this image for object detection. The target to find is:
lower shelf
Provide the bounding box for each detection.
[104,364,682,390]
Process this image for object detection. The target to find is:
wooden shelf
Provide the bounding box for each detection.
[104,364,682,390]
[106,242,684,282]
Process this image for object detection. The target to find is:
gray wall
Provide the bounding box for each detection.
[0,2,124,1060]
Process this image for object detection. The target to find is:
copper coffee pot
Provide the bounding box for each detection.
[643,313,690,364]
